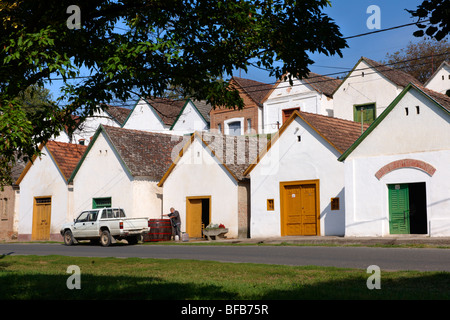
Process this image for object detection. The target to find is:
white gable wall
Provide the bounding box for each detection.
[72,132,163,220]
[425,63,450,94]
[333,60,403,121]
[18,148,71,240]
[122,98,168,133]
[72,132,134,217]
[53,109,121,145]
[250,116,345,238]
[70,110,121,144]
[344,88,450,236]
[162,138,240,238]
[349,89,450,158]
[52,130,71,143]
[263,79,332,134]
[171,101,209,135]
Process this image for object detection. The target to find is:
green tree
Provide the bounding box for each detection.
[383,38,449,83]
[15,84,55,116]
[0,0,347,186]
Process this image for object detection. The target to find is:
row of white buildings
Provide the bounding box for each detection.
[1,58,449,241]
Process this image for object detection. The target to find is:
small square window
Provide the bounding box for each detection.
[267,199,274,211]
[331,198,340,211]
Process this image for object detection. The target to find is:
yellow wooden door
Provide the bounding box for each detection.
[301,184,317,236]
[282,182,319,236]
[284,185,302,236]
[32,197,52,240]
[187,199,203,238]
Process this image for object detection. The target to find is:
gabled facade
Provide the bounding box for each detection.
[262,73,341,134]
[332,57,422,124]
[209,77,273,135]
[424,61,450,96]
[69,125,182,221]
[123,97,211,135]
[170,99,212,135]
[15,141,87,241]
[339,84,450,237]
[158,132,267,238]
[53,106,131,145]
[245,110,367,238]
[122,97,183,134]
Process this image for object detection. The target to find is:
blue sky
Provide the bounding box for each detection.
[244,0,427,84]
[48,0,427,102]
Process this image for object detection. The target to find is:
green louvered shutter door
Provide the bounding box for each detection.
[354,104,376,125]
[388,184,410,234]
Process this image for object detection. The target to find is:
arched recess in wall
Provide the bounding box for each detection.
[375,159,436,180]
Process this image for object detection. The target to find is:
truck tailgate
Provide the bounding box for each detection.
[122,218,148,231]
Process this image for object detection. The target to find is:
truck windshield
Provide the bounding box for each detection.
[101,208,125,219]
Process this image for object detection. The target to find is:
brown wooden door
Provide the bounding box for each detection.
[300,184,318,235]
[32,197,52,240]
[284,185,302,235]
[187,198,203,238]
[282,182,318,236]
[282,108,300,124]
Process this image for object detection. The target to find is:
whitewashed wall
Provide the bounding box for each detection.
[345,151,450,237]
[71,132,162,221]
[333,60,403,121]
[263,79,332,134]
[249,116,346,238]
[171,101,209,135]
[18,148,71,240]
[53,109,121,145]
[122,99,168,133]
[161,138,240,238]
[344,89,450,237]
[425,63,450,94]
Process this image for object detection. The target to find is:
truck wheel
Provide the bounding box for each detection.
[64,230,75,246]
[100,230,112,247]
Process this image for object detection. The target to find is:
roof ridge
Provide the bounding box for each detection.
[102,124,177,137]
[361,56,422,86]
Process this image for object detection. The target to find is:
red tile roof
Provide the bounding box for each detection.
[414,84,450,112]
[304,72,342,97]
[102,125,183,180]
[158,131,268,186]
[362,57,422,87]
[104,105,132,125]
[146,97,186,126]
[297,111,369,153]
[45,141,87,181]
[232,77,273,106]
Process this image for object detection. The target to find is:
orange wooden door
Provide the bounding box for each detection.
[187,198,203,238]
[284,185,302,235]
[300,184,318,236]
[32,197,52,240]
[282,183,318,236]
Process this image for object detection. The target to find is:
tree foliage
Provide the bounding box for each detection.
[0,0,347,185]
[383,38,449,83]
[408,0,449,41]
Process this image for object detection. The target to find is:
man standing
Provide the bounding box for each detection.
[164,207,181,240]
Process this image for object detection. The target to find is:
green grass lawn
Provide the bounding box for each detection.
[1,255,449,300]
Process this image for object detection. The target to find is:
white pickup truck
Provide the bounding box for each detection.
[60,208,149,247]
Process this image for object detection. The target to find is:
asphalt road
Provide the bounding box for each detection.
[2,243,450,272]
